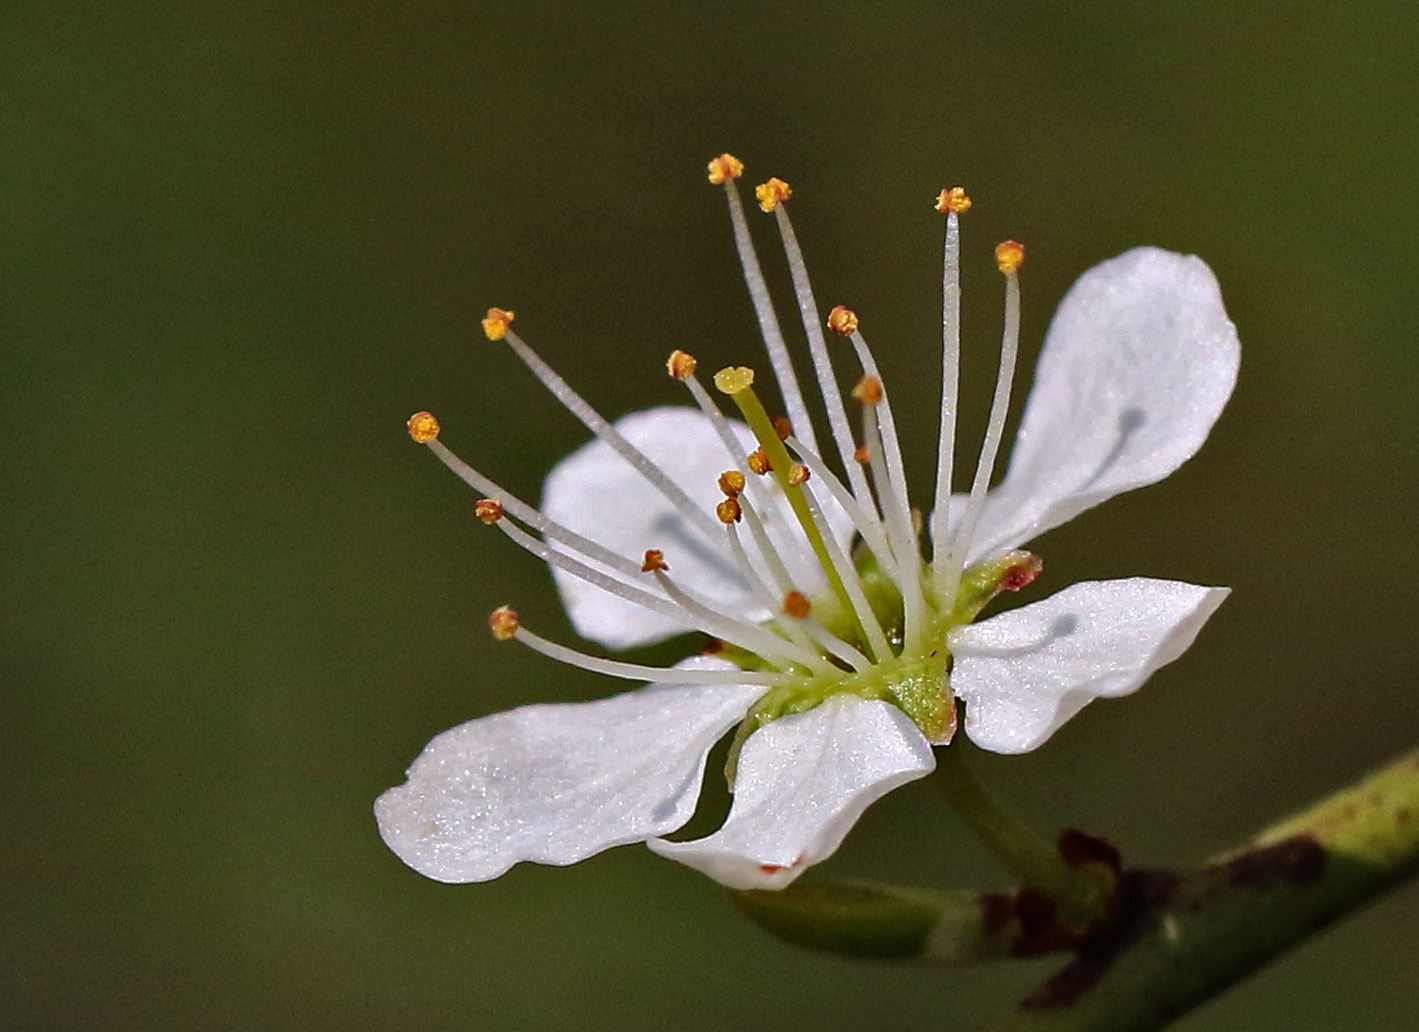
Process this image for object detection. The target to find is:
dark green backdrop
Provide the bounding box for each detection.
[4,2,1416,1029]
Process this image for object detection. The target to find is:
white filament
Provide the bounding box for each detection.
[514,625,790,686]
[724,523,836,676]
[772,205,880,522]
[845,336,926,656]
[496,516,808,667]
[941,270,1022,606]
[721,181,817,454]
[504,330,720,539]
[930,210,963,601]
[426,438,643,580]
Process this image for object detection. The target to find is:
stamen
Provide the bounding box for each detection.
[407,410,441,444]
[489,604,519,640]
[755,178,792,212]
[716,496,743,524]
[666,349,698,380]
[502,611,791,687]
[474,498,504,524]
[706,153,744,185]
[650,566,824,671]
[422,436,645,581]
[859,402,923,643]
[716,368,875,648]
[796,479,894,662]
[492,513,807,665]
[782,590,811,620]
[773,205,890,548]
[500,327,720,539]
[641,549,669,573]
[842,325,927,655]
[718,470,746,497]
[801,615,871,672]
[722,522,836,676]
[851,375,883,406]
[787,463,811,486]
[931,188,968,603]
[481,307,515,341]
[785,435,900,577]
[668,352,757,481]
[747,448,772,475]
[713,160,818,453]
[941,242,1025,606]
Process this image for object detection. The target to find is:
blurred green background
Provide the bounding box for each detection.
[4,1,1417,1028]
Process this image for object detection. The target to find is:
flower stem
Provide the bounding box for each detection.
[931,744,1112,924]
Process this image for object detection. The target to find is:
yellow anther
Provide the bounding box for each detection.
[853,444,870,465]
[935,186,972,214]
[787,464,811,486]
[747,448,772,476]
[707,153,744,184]
[852,375,884,407]
[716,497,743,524]
[641,549,669,573]
[482,307,515,341]
[718,469,746,497]
[755,177,792,212]
[666,350,698,380]
[827,305,859,336]
[489,605,520,641]
[474,499,504,524]
[771,415,793,441]
[713,366,755,395]
[995,240,1026,274]
[783,591,811,620]
[407,411,441,444]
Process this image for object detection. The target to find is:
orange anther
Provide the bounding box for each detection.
[827,305,859,336]
[718,470,746,497]
[995,240,1025,274]
[787,464,810,486]
[771,415,792,441]
[641,549,669,573]
[474,499,504,524]
[755,177,792,212]
[854,444,870,465]
[935,186,971,214]
[707,153,744,184]
[666,350,698,380]
[747,448,772,476]
[481,307,515,341]
[716,497,743,524]
[852,375,884,406]
[783,591,811,620]
[407,411,441,444]
[489,605,520,641]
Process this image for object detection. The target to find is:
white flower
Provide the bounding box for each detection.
[376,158,1239,891]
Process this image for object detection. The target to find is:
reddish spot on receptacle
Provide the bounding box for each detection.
[1000,555,1044,591]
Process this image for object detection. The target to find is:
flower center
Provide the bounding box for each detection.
[403,153,1038,749]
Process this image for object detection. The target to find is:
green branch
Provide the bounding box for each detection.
[992,746,1419,1031]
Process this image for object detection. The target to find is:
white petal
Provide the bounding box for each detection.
[965,248,1240,563]
[648,696,935,890]
[541,406,853,649]
[374,656,766,883]
[949,578,1229,755]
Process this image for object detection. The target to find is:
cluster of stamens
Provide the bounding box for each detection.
[406,154,1035,736]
